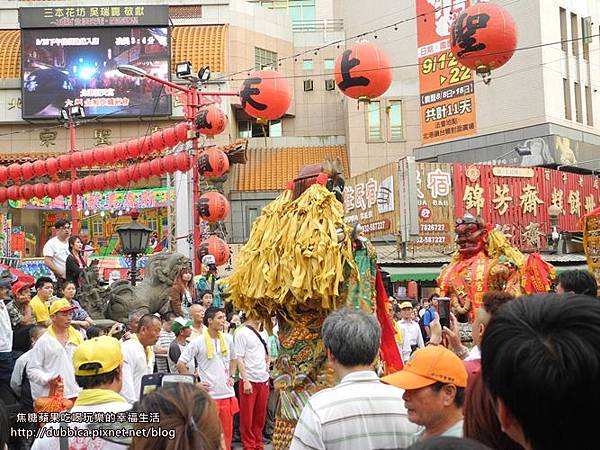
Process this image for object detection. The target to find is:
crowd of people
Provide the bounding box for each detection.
[1,217,600,450]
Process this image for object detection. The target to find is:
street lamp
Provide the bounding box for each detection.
[59,104,85,234]
[117,63,238,273]
[116,211,152,285]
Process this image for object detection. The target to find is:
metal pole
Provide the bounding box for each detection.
[69,118,79,233]
[130,253,138,286]
[186,85,202,274]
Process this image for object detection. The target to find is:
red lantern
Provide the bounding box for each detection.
[105,171,119,188]
[126,140,141,158]
[0,166,8,182]
[196,106,228,136]
[93,174,106,191]
[198,148,229,178]
[151,131,164,151]
[197,191,230,223]
[46,182,60,198]
[173,153,189,172]
[83,176,96,193]
[21,162,35,181]
[450,2,517,75]
[71,152,83,168]
[45,158,59,176]
[139,136,153,155]
[127,165,141,182]
[198,235,230,267]
[7,186,20,201]
[116,169,129,187]
[175,122,189,142]
[103,147,117,164]
[334,41,392,101]
[114,143,128,161]
[20,185,35,200]
[32,160,47,177]
[162,155,178,173]
[150,158,163,176]
[240,69,291,121]
[33,183,47,199]
[161,127,178,147]
[57,155,72,172]
[8,163,22,181]
[138,162,152,179]
[0,187,7,203]
[71,179,83,195]
[93,148,109,165]
[59,180,72,197]
[82,150,96,168]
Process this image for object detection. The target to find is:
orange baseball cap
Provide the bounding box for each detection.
[382,345,468,389]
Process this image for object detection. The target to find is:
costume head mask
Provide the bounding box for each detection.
[455,213,487,258]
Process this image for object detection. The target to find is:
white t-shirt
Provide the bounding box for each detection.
[31,400,131,450]
[43,236,69,278]
[179,332,235,399]
[234,326,270,383]
[0,300,13,353]
[120,337,155,403]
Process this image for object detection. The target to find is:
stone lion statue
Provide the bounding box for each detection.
[78,252,191,323]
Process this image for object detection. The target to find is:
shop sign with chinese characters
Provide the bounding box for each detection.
[410,162,455,252]
[454,164,600,251]
[344,162,399,238]
[416,0,476,145]
[583,208,600,285]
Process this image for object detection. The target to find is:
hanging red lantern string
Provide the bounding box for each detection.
[33,183,47,199]
[8,163,22,181]
[126,141,141,159]
[0,166,8,183]
[72,179,83,195]
[32,160,46,178]
[20,185,35,200]
[21,162,35,181]
[0,187,7,203]
[45,158,59,176]
[103,146,117,164]
[93,148,109,165]
[139,136,153,155]
[240,69,292,122]
[82,150,96,168]
[151,130,165,152]
[175,122,189,142]
[46,182,60,198]
[83,176,96,193]
[71,152,83,168]
[127,165,142,182]
[59,180,72,197]
[138,161,152,179]
[105,171,119,188]
[162,154,178,173]
[114,143,128,161]
[7,186,19,201]
[116,169,129,187]
[57,155,72,172]
[150,158,164,176]
[162,127,178,147]
[93,174,106,191]
[175,152,191,172]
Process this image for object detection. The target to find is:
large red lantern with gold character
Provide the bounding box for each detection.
[197,235,230,267]
[196,106,228,136]
[335,41,392,101]
[240,69,291,122]
[197,191,230,223]
[450,2,517,78]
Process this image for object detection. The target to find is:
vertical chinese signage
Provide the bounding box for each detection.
[344,162,399,237]
[409,163,455,252]
[583,208,600,286]
[454,164,600,251]
[416,0,476,144]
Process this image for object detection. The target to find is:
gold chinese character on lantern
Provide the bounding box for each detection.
[492,184,512,215]
[550,188,564,215]
[585,194,596,213]
[520,184,543,216]
[94,128,112,146]
[463,183,484,215]
[522,223,543,248]
[39,130,57,147]
[568,190,581,215]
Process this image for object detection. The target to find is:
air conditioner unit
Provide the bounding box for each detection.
[325,79,336,91]
[303,79,314,91]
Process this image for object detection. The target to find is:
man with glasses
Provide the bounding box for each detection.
[42,219,71,286]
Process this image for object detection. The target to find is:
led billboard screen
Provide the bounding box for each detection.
[21,27,170,119]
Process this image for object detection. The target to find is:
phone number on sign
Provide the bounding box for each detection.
[415,235,448,244]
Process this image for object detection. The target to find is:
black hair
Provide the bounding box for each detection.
[430,381,465,409]
[199,289,213,299]
[86,326,104,339]
[136,314,161,333]
[75,365,120,389]
[407,436,492,450]
[203,306,224,327]
[162,312,177,322]
[557,269,598,297]
[482,294,600,450]
[35,276,54,291]
[54,219,71,229]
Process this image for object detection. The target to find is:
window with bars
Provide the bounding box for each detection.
[255,47,278,70]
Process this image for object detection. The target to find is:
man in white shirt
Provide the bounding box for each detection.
[291,308,418,450]
[27,299,83,400]
[0,278,14,386]
[42,219,71,282]
[235,315,271,450]
[397,301,424,362]
[120,314,161,403]
[177,307,238,450]
[32,336,131,450]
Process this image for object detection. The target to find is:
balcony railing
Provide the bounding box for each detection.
[292,18,344,33]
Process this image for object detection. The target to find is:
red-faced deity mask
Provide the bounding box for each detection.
[456,221,487,259]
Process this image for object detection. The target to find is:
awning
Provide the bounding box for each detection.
[554,264,588,274]
[382,266,441,282]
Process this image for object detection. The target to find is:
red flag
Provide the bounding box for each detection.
[375,266,403,374]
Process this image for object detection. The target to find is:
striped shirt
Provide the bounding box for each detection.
[290,370,418,450]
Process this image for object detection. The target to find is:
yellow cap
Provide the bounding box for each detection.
[73,336,123,376]
[399,301,413,310]
[49,298,77,316]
